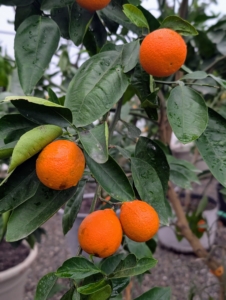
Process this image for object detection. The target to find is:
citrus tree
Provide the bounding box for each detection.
[0,0,226,299]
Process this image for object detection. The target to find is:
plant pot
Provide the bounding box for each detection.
[158,194,218,253]
[217,184,226,226]
[0,243,38,300]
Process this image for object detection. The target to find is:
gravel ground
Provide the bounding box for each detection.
[24,213,226,300]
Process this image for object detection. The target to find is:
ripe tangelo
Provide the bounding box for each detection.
[119,200,160,242]
[36,140,85,190]
[139,28,187,77]
[197,219,207,233]
[78,209,123,258]
[76,0,111,11]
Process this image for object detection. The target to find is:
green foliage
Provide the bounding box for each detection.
[1,0,226,298]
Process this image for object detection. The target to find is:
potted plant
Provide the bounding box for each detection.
[0,0,226,299]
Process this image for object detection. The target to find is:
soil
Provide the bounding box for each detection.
[0,240,29,272]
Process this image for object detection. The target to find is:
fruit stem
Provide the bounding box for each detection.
[89,184,102,213]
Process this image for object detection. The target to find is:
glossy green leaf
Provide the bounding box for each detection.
[15,2,42,31]
[169,170,192,190]
[137,6,159,32]
[79,123,108,164]
[125,237,153,259]
[128,0,141,5]
[134,287,171,300]
[65,51,129,127]
[69,2,94,46]
[111,278,130,298]
[181,71,208,80]
[131,158,169,224]
[4,96,72,127]
[0,114,36,144]
[135,137,169,194]
[78,280,108,295]
[9,124,63,172]
[195,196,208,217]
[6,185,77,241]
[48,88,59,105]
[123,4,149,30]
[160,16,198,36]
[62,179,86,235]
[100,254,126,275]
[60,287,75,300]
[109,254,157,278]
[0,156,39,213]
[85,153,135,201]
[86,285,112,300]
[196,108,226,187]
[166,155,200,172]
[15,15,60,95]
[101,0,142,35]
[35,273,58,300]
[51,7,70,39]
[170,163,199,183]
[41,0,73,10]
[167,86,208,144]
[0,143,15,159]
[56,257,102,280]
[0,0,34,5]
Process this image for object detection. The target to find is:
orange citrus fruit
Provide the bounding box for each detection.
[139,28,187,77]
[210,266,224,277]
[36,140,85,190]
[197,219,207,233]
[76,0,111,11]
[119,200,160,242]
[78,209,123,258]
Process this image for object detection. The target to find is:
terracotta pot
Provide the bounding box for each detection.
[0,243,38,300]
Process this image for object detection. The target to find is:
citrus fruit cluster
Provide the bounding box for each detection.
[76,0,111,11]
[139,28,187,77]
[78,200,160,258]
[36,140,85,190]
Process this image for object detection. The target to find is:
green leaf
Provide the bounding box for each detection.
[48,88,60,105]
[121,40,140,73]
[4,96,72,127]
[0,0,34,6]
[60,287,75,300]
[0,156,39,213]
[88,13,107,51]
[35,273,58,300]
[109,254,157,278]
[135,137,169,194]
[100,254,126,275]
[6,185,77,241]
[86,285,112,300]
[41,0,74,10]
[121,121,141,139]
[79,123,108,164]
[196,108,226,187]
[69,2,94,46]
[195,196,208,217]
[167,86,208,144]
[131,158,169,225]
[9,124,62,172]
[0,114,36,144]
[169,163,199,184]
[137,6,159,32]
[51,7,70,39]
[166,155,200,172]
[128,0,141,5]
[111,277,130,297]
[62,179,86,235]
[0,143,14,159]
[101,0,142,35]
[209,74,226,89]
[122,4,149,30]
[134,287,171,300]
[181,71,208,80]
[78,280,109,295]
[65,51,129,127]
[125,237,153,259]
[15,15,60,95]
[169,169,192,190]
[15,2,42,31]
[160,16,198,36]
[85,154,135,201]
[56,257,102,280]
